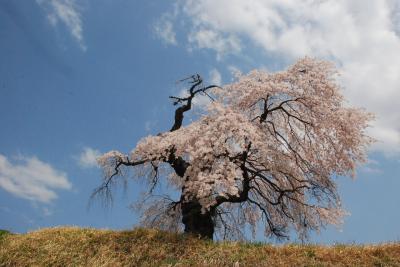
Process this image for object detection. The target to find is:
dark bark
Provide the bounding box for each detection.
[169,74,219,132]
[169,76,221,239]
[181,200,214,239]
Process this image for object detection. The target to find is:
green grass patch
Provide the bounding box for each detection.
[0,229,11,240]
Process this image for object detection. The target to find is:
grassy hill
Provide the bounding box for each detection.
[0,227,399,266]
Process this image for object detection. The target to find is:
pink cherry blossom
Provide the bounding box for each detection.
[95,58,373,240]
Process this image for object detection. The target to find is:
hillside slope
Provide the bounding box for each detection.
[0,227,399,266]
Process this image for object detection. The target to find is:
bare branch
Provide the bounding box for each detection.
[170,74,220,132]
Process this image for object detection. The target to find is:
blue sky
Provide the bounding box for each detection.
[0,0,399,244]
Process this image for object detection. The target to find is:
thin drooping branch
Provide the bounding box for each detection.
[247,198,288,238]
[91,158,148,203]
[149,162,159,194]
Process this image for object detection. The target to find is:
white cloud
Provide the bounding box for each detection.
[154,15,178,45]
[388,0,400,36]
[144,120,159,132]
[360,159,383,174]
[37,0,86,50]
[209,68,222,85]
[77,147,101,168]
[42,207,53,216]
[165,0,400,156]
[188,29,241,60]
[0,154,71,203]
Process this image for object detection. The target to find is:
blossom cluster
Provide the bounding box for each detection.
[98,57,373,239]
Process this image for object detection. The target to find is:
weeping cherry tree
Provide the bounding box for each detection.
[94,57,373,240]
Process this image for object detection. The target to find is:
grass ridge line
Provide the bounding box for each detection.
[1,227,399,266]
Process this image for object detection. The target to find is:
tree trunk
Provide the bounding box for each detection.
[181,200,214,239]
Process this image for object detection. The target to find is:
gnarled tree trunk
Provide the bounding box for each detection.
[181,200,214,239]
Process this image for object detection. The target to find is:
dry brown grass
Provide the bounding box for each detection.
[0,227,399,266]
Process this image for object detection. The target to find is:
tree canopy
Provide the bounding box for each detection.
[95,57,373,240]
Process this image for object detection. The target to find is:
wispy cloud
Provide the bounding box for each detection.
[209,68,222,86]
[188,29,241,60]
[77,147,101,168]
[42,207,53,216]
[162,0,400,156]
[154,15,178,45]
[0,154,72,203]
[388,0,400,35]
[144,120,158,133]
[37,0,86,50]
[360,159,383,174]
